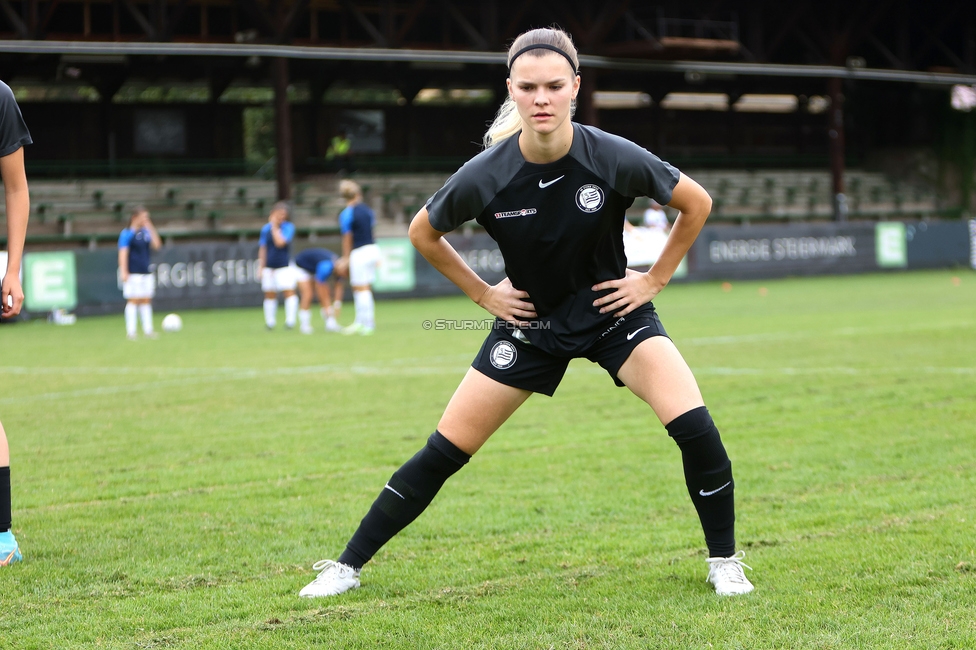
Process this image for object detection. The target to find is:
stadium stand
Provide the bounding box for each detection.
[4,177,344,247]
[0,168,945,249]
[685,169,943,223]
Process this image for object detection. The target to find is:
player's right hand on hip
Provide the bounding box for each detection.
[479,277,536,325]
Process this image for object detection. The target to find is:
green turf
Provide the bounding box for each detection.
[1,269,975,649]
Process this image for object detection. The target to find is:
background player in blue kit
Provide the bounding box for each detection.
[258,201,299,330]
[300,27,753,599]
[294,247,345,334]
[337,180,381,335]
[118,206,162,340]
[0,79,32,566]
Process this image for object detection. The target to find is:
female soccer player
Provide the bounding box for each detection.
[337,180,380,335]
[0,79,32,566]
[300,27,753,598]
[118,206,162,339]
[294,247,345,334]
[258,201,298,330]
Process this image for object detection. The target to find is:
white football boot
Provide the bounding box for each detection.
[706,551,754,596]
[299,560,361,598]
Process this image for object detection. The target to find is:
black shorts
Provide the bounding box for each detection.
[471,303,668,396]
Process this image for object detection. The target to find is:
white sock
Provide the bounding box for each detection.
[299,309,312,331]
[263,298,277,328]
[352,291,365,326]
[354,290,375,329]
[363,291,375,329]
[284,295,299,328]
[139,303,154,334]
[124,303,137,337]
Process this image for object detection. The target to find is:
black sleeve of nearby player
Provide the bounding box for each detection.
[0,82,32,157]
[574,125,680,205]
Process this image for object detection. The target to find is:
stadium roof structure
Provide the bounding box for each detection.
[1,0,973,81]
[1,0,974,210]
[1,39,975,87]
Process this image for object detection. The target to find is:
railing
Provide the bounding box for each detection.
[25,158,268,178]
[24,154,854,178]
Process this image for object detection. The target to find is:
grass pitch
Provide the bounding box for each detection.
[1,269,975,649]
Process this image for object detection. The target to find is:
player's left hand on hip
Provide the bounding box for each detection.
[591,270,663,317]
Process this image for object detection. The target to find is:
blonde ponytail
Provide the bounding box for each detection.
[482,26,580,149]
[483,96,522,148]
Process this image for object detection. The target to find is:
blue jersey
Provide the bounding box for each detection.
[259,221,295,269]
[339,203,375,250]
[295,248,337,283]
[118,227,154,274]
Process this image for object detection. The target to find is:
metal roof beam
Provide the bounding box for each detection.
[122,0,157,39]
[394,0,427,47]
[37,0,64,39]
[438,0,487,50]
[338,0,388,47]
[0,0,29,38]
[1,39,974,85]
[279,0,310,42]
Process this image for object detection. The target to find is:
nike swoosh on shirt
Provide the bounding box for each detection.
[699,481,732,497]
[626,326,651,341]
[538,175,565,188]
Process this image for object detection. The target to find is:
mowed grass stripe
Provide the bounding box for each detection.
[8,364,975,406]
[1,269,974,649]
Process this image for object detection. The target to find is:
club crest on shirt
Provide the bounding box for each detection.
[576,184,605,213]
[489,341,517,369]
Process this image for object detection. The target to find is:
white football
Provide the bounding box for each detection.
[162,313,183,332]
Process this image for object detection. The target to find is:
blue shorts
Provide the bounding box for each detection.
[471,302,668,396]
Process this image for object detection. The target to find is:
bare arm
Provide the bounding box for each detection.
[270,224,289,248]
[593,173,712,316]
[408,208,536,321]
[649,172,712,285]
[1,148,29,316]
[341,232,352,259]
[145,217,162,250]
[257,245,266,274]
[118,247,130,283]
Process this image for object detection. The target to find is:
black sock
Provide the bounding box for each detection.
[338,431,470,569]
[0,466,11,533]
[665,407,736,558]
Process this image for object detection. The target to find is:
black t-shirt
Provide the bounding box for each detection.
[425,123,680,356]
[0,81,32,157]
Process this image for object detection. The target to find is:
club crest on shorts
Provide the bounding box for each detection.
[489,341,517,369]
[576,184,605,213]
